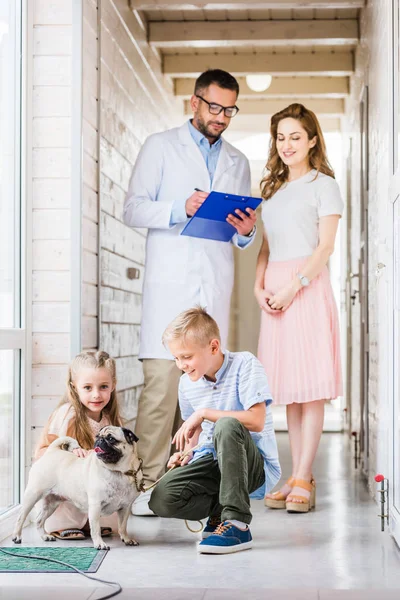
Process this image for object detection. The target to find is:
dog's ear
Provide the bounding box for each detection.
[122,427,139,445]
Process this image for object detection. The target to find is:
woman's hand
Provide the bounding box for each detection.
[72,448,89,458]
[268,281,300,312]
[254,286,281,315]
[172,411,204,451]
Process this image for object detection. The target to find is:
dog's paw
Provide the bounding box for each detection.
[95,542,110,550]
[42,534,56,542]
[122,537,139,546]
[12,536,21,544]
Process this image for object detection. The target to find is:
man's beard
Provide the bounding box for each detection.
[195,115,227,140]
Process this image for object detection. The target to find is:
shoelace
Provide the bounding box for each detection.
[208,516,221,528]
[213,522,232,536]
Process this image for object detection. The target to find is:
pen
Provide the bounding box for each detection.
[194,188,204,192]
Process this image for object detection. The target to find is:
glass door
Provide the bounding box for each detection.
[0,0,23,515]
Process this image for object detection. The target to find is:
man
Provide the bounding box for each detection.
[123,69,256,515]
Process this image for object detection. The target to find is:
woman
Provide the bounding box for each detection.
[256,103,343,513]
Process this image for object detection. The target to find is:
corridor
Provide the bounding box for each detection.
[1,0,400,598]
[1,433,400,599]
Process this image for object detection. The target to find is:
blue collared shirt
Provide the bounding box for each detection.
[188,119,222,184]
[178,350,281,499]
[170,121,254,248]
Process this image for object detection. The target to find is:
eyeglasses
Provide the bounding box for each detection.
[195,95,239,118]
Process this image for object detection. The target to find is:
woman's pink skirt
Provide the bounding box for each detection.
[257,257,343,405]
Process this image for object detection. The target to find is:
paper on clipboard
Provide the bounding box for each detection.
[180,191,262,242]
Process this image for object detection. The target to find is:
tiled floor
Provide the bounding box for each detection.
[2,590,400,600]
[1,433,400,600]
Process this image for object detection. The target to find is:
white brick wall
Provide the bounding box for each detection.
[31,0,73,453]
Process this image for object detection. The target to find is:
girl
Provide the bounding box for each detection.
[36,350,122,539]
[255,103,343,513]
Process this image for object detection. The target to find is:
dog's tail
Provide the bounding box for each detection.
[48,436,80,452]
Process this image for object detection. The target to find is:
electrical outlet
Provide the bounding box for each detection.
[127,267,140,280]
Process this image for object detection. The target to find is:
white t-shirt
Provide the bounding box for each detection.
[261,169,344,262]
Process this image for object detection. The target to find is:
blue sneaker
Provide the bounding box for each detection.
[201,515,221,539]
[198,520,253,554]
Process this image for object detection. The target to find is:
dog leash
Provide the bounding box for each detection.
[142,444,204,534]
[143,443,202,492]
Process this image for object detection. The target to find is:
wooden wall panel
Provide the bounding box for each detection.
[96,0,179,425]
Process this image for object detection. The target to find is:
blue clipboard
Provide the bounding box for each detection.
[180,191,262,242]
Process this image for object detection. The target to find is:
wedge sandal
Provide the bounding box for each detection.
[286,478,316,513]
[264,476,295,509]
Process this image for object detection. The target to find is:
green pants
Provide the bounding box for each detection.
[149,417,265,524]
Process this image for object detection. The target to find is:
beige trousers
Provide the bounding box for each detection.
[135,359,182,486]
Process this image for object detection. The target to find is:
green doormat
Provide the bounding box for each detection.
[0,547,107,573]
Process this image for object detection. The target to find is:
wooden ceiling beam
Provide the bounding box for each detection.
[174,76,350,98]
[225,114,342,133]
[150,19,358,48]
[164,51,354,76]
[183,97,344,115]
[131,1,364,10]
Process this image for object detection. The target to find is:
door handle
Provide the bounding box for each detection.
[350,290,359,306]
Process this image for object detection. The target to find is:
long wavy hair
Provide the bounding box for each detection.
[56,350,122,449]
[260,103,335,200]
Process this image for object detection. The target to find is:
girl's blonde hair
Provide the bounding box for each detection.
[163,306,221,348]
[57,350,121,450]
[260,103,335,200]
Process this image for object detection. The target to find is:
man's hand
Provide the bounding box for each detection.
[226,207,257,236]
[72,448,89,458]
[172,411,204,451]
[185,191,209,217]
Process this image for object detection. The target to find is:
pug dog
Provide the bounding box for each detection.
[12,426,144,550]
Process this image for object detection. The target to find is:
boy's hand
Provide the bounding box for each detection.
[167,451,192,469]
[172,411,204,451]
[167,452,183,468]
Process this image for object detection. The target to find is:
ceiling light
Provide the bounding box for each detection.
[245,74,272,93]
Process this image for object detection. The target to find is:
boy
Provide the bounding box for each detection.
[149,307,281,554]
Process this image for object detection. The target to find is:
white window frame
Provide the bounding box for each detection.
[0,0,31,539]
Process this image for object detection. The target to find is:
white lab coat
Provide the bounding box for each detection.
[123,121,252,359]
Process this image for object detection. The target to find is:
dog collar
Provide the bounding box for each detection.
[124,457,145,493]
